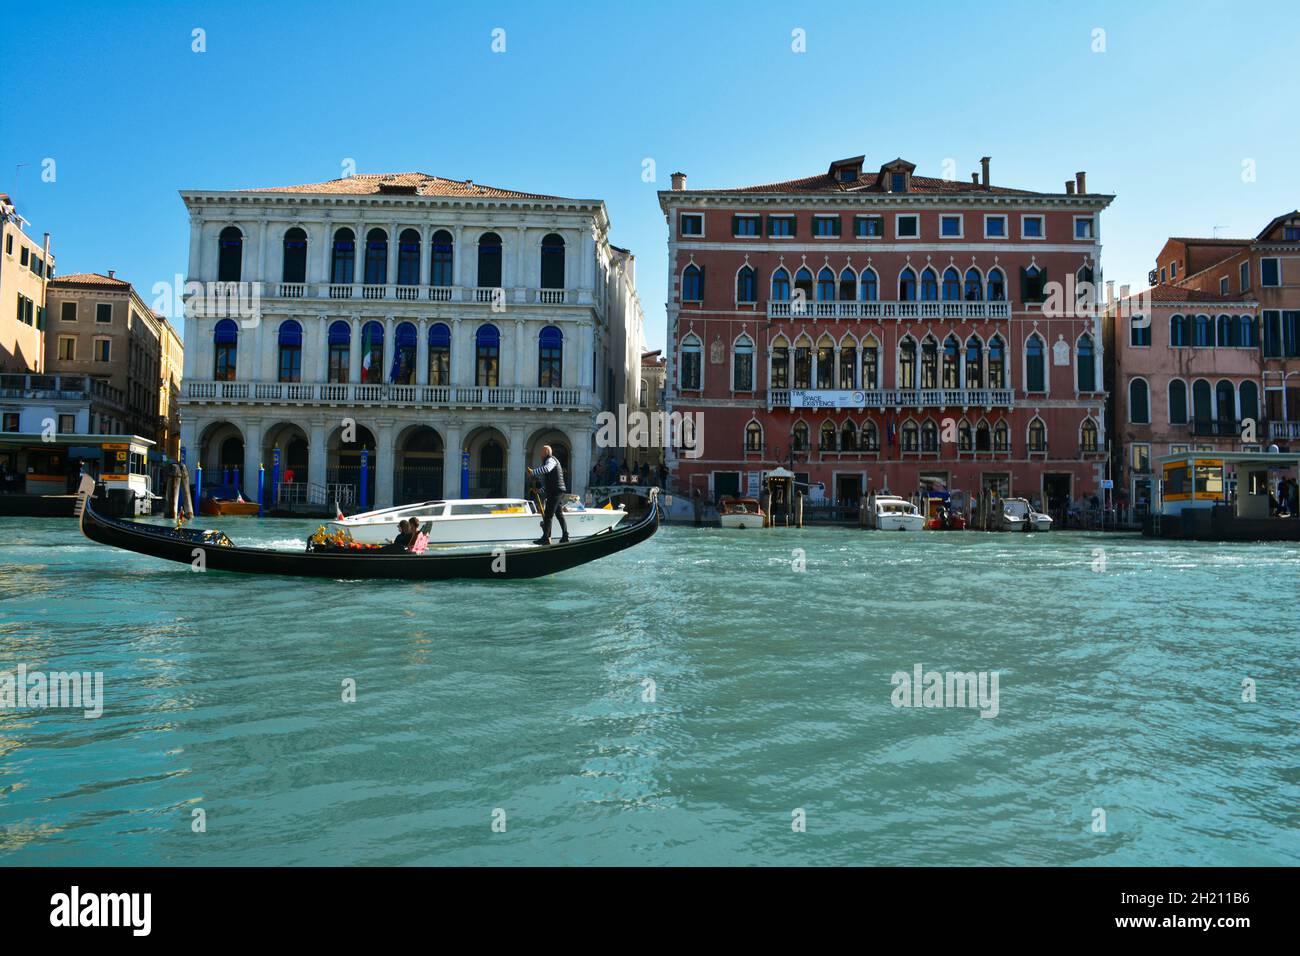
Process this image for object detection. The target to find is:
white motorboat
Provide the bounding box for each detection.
[998,498,1053,532]
[869,494,926,531]
[329,496,626,545]
[718,497,765,529]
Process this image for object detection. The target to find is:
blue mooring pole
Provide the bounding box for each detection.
[359,448,370,510]
[195,463,203,511]
[257,464,264,516]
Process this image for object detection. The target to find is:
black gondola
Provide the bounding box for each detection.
[77,484,659,580]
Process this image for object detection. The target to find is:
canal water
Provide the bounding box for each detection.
[0,516,1295,865]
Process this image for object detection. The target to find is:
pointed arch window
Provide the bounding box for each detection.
[899,268,917,301]
[965,269,984,301]
[680,334,702,390]
[920,336,938,389]
[816,338,835,388]
[771,267,791,301]
[1081,418,1099,453]
[682,264,703,302]
[1026,335,1046,392]
[817,268,836,302]
[942,268,961,301]
[733,335,755,391]
[745,421,763,452]
[958,419,973,451]
[793,339,811,389]
[840,419,858,452]
[941,335,960,388]
[770,336,789,389]
[899,338,917,390]
[862,420,879,451]
[1076,333,1095,391]
[736,265,756,303]
[330,228,356,284]
[1028,418,1047,452]
[901,419,919,452]
[921,419,939,452]
[987,268,1006,302]
[820,421,837,451]
[976,420,992,452]
[988,336,1006,389]
[993,420,1009,452]
[794,267,814,301]
[859,268,879,302]
[792,421,809,451]
[839,268,856,301]
[861,338,879,389]
[282,227,307,283]
[538,325,563,387]
[838,341,857,388]
[965,336,984,389]
[920,268,938,301]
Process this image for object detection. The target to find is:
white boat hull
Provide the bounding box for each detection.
[719,513,764,529]
[330,500,626,545]
[877,514,926,531]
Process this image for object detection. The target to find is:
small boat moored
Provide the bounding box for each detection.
[867,493,926,531]
[996,498,1052,532]
[718,496,765,529]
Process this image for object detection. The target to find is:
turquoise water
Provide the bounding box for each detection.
[0,516,1296,866]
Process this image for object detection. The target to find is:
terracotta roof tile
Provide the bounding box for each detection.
[709,171,1046,197]
[1144,283,1252,303]
[242,172,565,201]
[48,272,131,288]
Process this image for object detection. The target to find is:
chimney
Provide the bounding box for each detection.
[980,156,991,188]
[670,171,687,191]
[107,270,115,278]
[1065,181,1075,195]
[970,172,979,184]
[1076,171,1087,194]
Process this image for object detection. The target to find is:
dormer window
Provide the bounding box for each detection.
[1285,225,1300,241]
[890,172,906,193]
[839,168,856,183]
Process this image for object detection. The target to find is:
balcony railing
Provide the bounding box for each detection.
[0,373,127,409]
[188,283,585,310]
[186,380,593,410]
[767,388,1014,409]
[768,300,1012,320]
[1190,419,1241,437]
[1268,421,1300,439]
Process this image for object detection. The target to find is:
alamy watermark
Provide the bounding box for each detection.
[890,663,999,718]
[1,664,103,718]
[595,404,703,459]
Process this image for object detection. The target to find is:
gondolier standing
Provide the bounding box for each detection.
[530,444,570,545]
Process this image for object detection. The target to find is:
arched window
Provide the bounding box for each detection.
[394,322,417,383]
[901,419,919,452]
[745,420,763,452]
[477,232,503,288]
[793,336,812,389]
[364,228,388,285]
[792,420,809,451]
[816,336,835,389]
[1193,313,1212,347]
[1215,380,1236,425]
[1169,314,1189,347]
[736,265,756,303]
[898,337,917,390]
[1192,379,1212,425]
[397,229,421,286]
[540,233,565,289]
[538,325,563,387]
[958,418,973,451]
[680,334,702,390]
[682,264,703,302]
[839,268,856,301]
[964,268,984,301]
[277,320,302,383]
[1028,417,1047,452]
[977,419,992,451]
[942,268,961,301]
[1076,333,1095,391]
[330,228,355,285]
[987,268,1006,301]
[859,268,878,302]
[965,335,983,389]
[732,335,754,391]
[899,268,917,301]
[361,320,385,383]
[861,336,879,389]
[1129,378,1150,424]
[430,230,454,287]
[1237,315,1256,348]
[838,338,857,389]
[428,323,450,385]
[282,227,307,283]
[1240,380,1259,422]
[794,267,814,301]
[820,421,837,451]
[218,226,243,282]
[475,324,500,387]
[921,419,938,452]
[1026,334,1045,392]
[988,336,1006,389]
[993,420,1009,452]
[920,336,938,389]
[816,267,836,302]
[213,318,237,381]
[327,321,351,383]
[840,419,858,451]
[771,267,791,301]
[1216,314,1232,347]
[1168,380,1188,424]
[1081,418,1099,453]
[920,268,938,301]
[862,420,879,451]
[942,335,960,388]
[770,335,789,389]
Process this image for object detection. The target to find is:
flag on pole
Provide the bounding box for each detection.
[361,324,373,381]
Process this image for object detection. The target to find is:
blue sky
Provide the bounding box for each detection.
[2,0,1297,352]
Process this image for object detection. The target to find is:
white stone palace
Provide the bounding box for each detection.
[178,172,644,509]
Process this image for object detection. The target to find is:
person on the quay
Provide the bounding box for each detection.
[530,445,570,546]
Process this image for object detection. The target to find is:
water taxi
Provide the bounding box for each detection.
[718,496,765,529]
[868,494,925,531]
[329,496,626,545]
[1145,450,1300,541]
[200,490,261,516]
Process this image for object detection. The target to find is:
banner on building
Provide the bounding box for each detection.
[788,390,867,409]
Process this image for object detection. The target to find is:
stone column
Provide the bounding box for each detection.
[308,420,327,490]
[507,423,526,498]
[515,320,526,388]
[452,225,465,291]
[349,315,361,383]
[257,221,269,285]
[387,223,399,288]
[443,421,463,498]
[453,318,466,384]
[316,313,329,382]
[383,315,395,384]
[243,418,263,500]
[375,420,395,508]
[514,225,527,300]
[571,425,592,499]
[416,318,429,386]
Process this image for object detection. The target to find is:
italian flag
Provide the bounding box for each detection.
[361,324,373,380]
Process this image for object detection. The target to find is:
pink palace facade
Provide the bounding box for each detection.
[659,154,1115,511]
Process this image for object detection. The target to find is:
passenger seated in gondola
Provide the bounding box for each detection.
[408,521,428,554]
[383,518,414,552]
